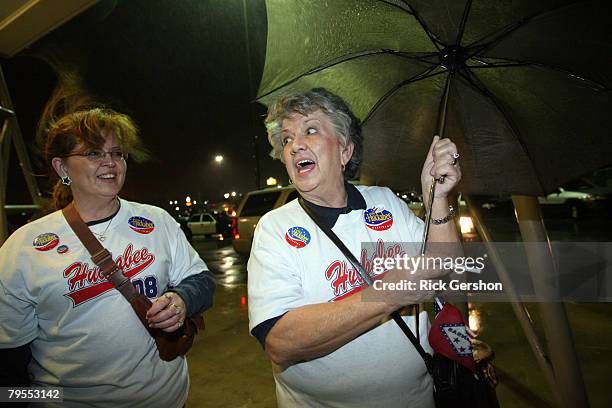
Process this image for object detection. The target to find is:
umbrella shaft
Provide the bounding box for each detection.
[420,178,437,255]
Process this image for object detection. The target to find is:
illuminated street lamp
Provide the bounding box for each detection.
[231,191,236,197]
[214,155,224,163]
[266,177,277,186]
[223,193,230,199]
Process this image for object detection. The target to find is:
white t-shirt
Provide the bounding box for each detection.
[248,186,435,408]
[0,199,207,407]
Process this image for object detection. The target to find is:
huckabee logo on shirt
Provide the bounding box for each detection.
[325,240,405,300]
[33,232,60,251]
[128,216,155,234]
[364,207,393,231]
[63,243,155,307]
[285,226,311,248]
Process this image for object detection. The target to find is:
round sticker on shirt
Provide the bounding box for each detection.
[285,226,311,248]
[33,232,60,251]
[364,207,394,231]
[57,244,69,254]
[128,216,155,234]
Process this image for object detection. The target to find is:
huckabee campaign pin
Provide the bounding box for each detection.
[285,226,311,248]
[57,244,69,254]
[364,207,393,231]
[33,233,60,251]
[128,216,155,234]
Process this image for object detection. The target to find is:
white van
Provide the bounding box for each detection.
[232,186,299,256]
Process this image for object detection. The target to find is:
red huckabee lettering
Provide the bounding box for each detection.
[63,244,155,306]
[325,260,364,297]
[63,263,104,291]
[114,244,153,271]
[132,249,142,264]
[360,240,405,276]
[325,240,407,300]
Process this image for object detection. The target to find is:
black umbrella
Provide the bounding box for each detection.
[256,0,612,196]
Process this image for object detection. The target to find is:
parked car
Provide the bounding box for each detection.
[232,186,299,256]
[538,178,608,218]
[187,212,217,237]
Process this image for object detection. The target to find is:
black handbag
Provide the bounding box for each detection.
[298,197,499,408]
[428,349,499,408]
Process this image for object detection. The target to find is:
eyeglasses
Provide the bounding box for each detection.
[65,149,128,162]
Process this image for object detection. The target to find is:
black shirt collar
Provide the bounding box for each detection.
[85,199,121,226]
[302,182,366,229]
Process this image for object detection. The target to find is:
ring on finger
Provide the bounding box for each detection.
[177,319,184,328]
[172,303,182,315]
[451,152,460,166]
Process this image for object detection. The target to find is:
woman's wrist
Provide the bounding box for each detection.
[422,195,451,219]
[430,205,455,224]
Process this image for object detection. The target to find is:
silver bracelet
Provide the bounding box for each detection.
[430,205,455,225]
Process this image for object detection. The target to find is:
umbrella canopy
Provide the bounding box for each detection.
[256,0,612,195]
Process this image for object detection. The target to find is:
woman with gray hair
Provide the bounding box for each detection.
[248,88,462,407]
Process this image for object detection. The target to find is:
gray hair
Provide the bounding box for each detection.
[264,88,363,179]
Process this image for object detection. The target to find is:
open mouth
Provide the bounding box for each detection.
[97,173,116,180]
[296,159,315,174]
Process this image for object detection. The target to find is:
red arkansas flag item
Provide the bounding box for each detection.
[428,297,476,371]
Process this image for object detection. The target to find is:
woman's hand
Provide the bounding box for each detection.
[421,135,462,200]
[146,292,187,333]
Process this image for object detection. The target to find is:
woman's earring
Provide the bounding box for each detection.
[62,175,72,186]
[341,163,346,172]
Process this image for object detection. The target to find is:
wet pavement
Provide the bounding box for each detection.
[184,214,612,408]
[185,237,274,408]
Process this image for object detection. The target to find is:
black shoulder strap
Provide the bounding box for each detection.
[298,197,433,367]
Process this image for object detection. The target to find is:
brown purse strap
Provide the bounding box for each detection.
[62,202,140,302]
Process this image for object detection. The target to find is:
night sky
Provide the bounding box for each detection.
[4,0,287,208]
